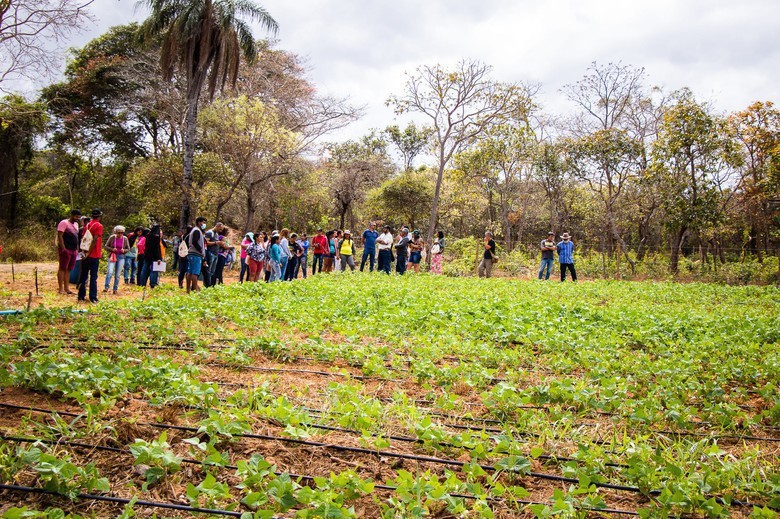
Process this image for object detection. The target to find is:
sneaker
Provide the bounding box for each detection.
[112,290,118,295]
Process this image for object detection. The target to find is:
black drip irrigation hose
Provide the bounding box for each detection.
[0,435,642,516]
[0,483,249,518]
[0,403,766,510]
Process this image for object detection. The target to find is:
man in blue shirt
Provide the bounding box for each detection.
[557,232,577,282]
[360,222,378,272]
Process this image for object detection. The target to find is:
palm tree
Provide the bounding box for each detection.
[138,0,277,228]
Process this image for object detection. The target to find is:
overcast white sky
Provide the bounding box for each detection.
[53,0,780,141]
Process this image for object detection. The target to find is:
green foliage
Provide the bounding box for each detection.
[16,446,110,500]
[129,432,182,489]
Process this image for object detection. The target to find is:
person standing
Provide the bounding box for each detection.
[103,226,129,294]
[323,230,336,272]
[477,231,497,278]
[339,230,356,271]
[430,230,445,275]
[557,232,577,282]
[136,228,149,286]
[311,228,327,275]
[185,217,207,293]
[407,230,425,273]
[279,228,291,280]
[246,232,266,281]
[538,231,556,281]
[360,222,378,272]
[124,228,140,285]
[56,209,81,295]
[376,225,393,275]
[204,222,224,287]
[78,209,104,303]
[395,228,410,275]
[239,232,253,283]
[213,228,230,285]
[171,230,183,272]
[268,234,283,281]
[178,226,192,288]
[286,233,302,280]
[298,233,310,278]
[141,225,164,288]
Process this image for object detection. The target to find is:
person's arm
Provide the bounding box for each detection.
[57,230,65,250]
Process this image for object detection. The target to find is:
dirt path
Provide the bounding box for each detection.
[0,261,244,310]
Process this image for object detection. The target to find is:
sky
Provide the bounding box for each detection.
[38,0,780,141]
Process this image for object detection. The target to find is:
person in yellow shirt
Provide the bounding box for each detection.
[338,230,356,271]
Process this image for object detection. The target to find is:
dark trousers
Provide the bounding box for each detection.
[396,252,407,275]
[285,256,299,281]
[172,253,179,271]
[312,254,324,274]
[77,257,99,302]
[239,257,248,283]
[378,249,392,274]
[214,255,226,284]
[560,263,577,282]
[140,258,160,288]
[360,248,375,272]
[178,256,187,287]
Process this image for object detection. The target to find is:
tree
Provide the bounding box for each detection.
[138,0,278,229]
[384,123,432,172]
[651,89,742,273]
[0,0,94,90]
[566,129,643,272]
[324,133,392,230]
[388,60,524,243]
[0,94,46,226]
[730,101,780,256]
[368,169,433,229]
[199,95,298,231]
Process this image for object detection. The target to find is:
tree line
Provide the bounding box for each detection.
[0,0,778,275]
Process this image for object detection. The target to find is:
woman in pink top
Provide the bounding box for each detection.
[239,232,253,283]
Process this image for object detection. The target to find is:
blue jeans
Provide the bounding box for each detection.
[239,257,248,283]
[279,255,289,280]
[312,254,324,274]
[105,254,126,290]
[360,248,375,271]
[538,258,554,280]
[269,261,282,281]
[124,256,136,283]
[140,258,160,288]
[77,257,99,302]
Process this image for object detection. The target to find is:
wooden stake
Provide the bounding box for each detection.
[34,267,39,296]
[26,292,32,312]
[11,260,14,283]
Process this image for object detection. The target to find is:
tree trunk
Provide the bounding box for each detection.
[245,184,256,233]
[670,227,687,274]
[427,157,446,246]
[180,91,200,230]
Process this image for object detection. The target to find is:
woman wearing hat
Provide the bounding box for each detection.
[338,230,356,271]
[103,226,129,294]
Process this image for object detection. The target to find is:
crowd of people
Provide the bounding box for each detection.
[56,208,577,302]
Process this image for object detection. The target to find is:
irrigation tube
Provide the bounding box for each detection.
[0,404,764,510]
[0,483,249,517]
[0,434,641,516]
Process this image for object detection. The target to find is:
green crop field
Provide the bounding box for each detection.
[1,275,778,518]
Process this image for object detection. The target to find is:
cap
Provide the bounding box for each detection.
[91,208,103,217]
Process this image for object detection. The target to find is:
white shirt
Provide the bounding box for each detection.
[376,232,393,250]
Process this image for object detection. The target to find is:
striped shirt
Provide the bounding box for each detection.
[557,240,575,264]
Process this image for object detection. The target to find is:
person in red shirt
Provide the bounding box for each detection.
[77,208,104,303]
[310,228,328,275]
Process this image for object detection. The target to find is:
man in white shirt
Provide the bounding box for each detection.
[376,225,394,275]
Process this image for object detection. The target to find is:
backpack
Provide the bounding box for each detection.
[178,239,189,258]
[79,224,94,252]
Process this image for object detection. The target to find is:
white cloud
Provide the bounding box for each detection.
[29,0,780,139]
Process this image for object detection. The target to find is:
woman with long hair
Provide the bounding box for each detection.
[246,232,266,282]
[141,225,164,288]
[430,230,445,275]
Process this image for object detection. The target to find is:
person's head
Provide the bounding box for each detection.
[91,208,103,220]
[301,233,307,240]
[561,232,571,241]
[485,231,493,239]
[177,229,183,237]
[547,231,554,240]
[143,228,150,237]
[369,222,376,230]
[195,217,207,230]
[316,228,323,236]
[260,231,268,241]
[383,225,391,233]
[343,230,351,239]
[337,230,343,238]
[185,225,193,235]
[280,228,289,238]
[150,224,161,236]
[113,225,125,235]
[214,222,224,232]
[326,230,334,239]
[290,232,297,242]
[254,233,263,243]
[134,226,143,235]
[401,228,408,236]
[438,230,444,239]
[69,209,81,222]
[270,235,280,245]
